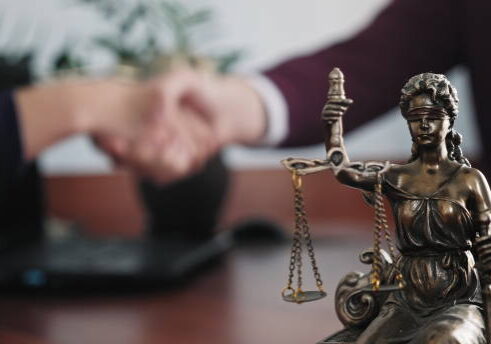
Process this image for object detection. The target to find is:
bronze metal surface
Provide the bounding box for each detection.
[282,290,327,303]
[282,173,326,304]
[283,70,491,343]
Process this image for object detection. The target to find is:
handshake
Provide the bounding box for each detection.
[15,68,266,184]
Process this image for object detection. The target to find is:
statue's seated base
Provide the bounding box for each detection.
[315,248,394,344]
[317,327,362,344]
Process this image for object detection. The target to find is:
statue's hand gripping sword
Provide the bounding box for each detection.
[281,68,353,175]
[282,68,390,178]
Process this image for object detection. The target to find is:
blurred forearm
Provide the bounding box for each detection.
[211,75,267,146]
[264,0,461,147]
[15,79,154,160]
[15,82,87,160]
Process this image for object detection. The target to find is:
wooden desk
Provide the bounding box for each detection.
[0,236,372,344]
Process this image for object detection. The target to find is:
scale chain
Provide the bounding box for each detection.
[295,188,303,290]
[282,172,326,303]
[372,175,405,289]
[371,195,383,290]
[301,215,324,289]
[286,214,301,290]
[295,182,324,291]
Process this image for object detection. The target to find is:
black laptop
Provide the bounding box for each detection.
[0,230,233,291]
[0,154,234,291]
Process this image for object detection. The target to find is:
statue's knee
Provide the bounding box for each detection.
[418,306,485,344]
[416,326,460,344]
[426,335,459,344]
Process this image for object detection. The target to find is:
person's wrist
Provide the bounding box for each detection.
[220,76,267,146]
[69,80,119,136]
[64,83,95,135]
[16,82,87,159]
[71,79,143,137]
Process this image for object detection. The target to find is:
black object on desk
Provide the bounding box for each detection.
[0,154,232,292]
[0,233,232,291]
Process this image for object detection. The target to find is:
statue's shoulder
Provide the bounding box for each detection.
[460,165,483,176]
[383,162,413,183]
[457,165,489,188]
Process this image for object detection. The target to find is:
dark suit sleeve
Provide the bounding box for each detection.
[139,153,229,240]
[0,90,43,237]
[0,90,23,190]
[264,0,464,147]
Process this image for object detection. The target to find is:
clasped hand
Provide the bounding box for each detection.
[16,67,265,184]
[82,68,265,184]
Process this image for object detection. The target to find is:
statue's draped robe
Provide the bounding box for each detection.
[357,167,486,344]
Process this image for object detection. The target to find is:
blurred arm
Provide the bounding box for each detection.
[0,90,25,192]
[15,83,89,160]
[0,90,43,233]
[468,168,491,236]
[102,0,463,184]
[15,79,155,160]
[242,74,288,146]
[264,0,463,147]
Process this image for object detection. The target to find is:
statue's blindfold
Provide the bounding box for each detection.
[404,106,449,120]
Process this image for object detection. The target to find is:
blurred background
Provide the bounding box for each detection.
[0,0,481,234]
[0,1,484,344]
[1,0,480,175]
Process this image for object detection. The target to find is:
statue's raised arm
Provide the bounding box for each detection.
[282,68,389,192]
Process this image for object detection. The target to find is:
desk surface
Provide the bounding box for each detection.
[0,236,372,344]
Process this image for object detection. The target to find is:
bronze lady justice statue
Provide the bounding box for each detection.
[283,69,491,344]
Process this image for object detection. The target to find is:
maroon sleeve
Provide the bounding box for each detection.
[264,0,464,147]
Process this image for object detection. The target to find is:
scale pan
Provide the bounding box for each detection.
[282,290,327,303]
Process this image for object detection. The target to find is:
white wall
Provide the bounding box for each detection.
[38,0,481,174]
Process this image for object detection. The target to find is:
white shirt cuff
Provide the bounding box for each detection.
[242,73,288,146]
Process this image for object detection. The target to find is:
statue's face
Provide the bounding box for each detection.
[406,94,451,148]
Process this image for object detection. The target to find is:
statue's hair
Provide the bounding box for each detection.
[400,73,459,118]
[400,73,470,167]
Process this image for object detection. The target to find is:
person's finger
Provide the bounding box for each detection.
[92,134,129,166]
[150,108,218,184]
[149,133,195,184]
[148,68,205,122]
[167,114,204,175]
[181,107,219,167]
